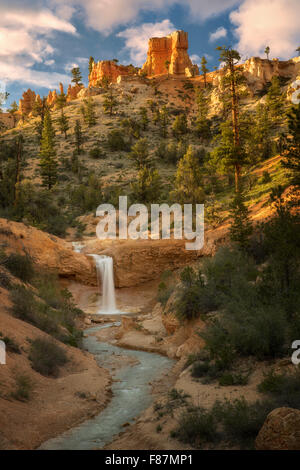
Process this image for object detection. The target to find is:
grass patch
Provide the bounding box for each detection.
[11,374,33,401]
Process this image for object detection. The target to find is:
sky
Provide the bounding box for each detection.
[1,0,300,108]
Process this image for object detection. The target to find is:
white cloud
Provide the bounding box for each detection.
[0,4,77,87]
[190,54,201,65]
[117,19,175,66]
[230,0,300,59]
[209,26,227,42]
[52,0,241,34]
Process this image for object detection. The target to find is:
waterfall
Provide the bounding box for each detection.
[89,255,118,314]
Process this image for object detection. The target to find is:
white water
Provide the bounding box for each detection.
[89,254,119,314]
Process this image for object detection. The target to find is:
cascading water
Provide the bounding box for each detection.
[89,254,118,314]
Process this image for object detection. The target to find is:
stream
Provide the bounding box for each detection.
[39,322,174,450]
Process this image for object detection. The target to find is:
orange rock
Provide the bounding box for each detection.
[88,60,133,87]
[67,83,83,101]
[141,30,198,78]
[46,89,58,108]
[256,408,300,450]
[19,89,36,116]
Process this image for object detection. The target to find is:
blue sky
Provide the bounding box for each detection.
[1,0,299,108]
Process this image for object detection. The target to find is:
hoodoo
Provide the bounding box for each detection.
[141,30,199,77]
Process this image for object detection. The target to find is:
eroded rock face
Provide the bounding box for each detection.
[67,84,83,101]
[256,407,300,450]
[0,218,96,285]
[89,61,134,87]
[141,30,198,77]
[19,89,36,116]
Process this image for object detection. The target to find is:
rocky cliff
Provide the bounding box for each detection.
[141,30,199,78]
[89,61,134,87]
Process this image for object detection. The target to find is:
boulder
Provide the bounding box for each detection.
[256,407,300,450]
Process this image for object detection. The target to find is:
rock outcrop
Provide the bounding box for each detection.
[141,30,198,78]
[89,61,135,87]
[67,83,83,101]
[19,89,36,116]
[0,218,96,285]
[256,407,300,450]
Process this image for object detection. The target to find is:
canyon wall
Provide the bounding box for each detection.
[141,30,199,77]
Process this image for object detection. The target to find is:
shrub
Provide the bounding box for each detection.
[29,338,68,377]
[4,253,34,282]
[174,406,217,446]
[258,369,300,409]
[0,334,20,354]
[107,130,128,151]
[89,146,106,159]
[11,375,33,401]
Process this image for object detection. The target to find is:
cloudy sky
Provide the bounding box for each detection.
[1,0,300,107]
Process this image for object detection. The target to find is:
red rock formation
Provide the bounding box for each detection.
[66,83,83,101]
[19,89,36,116]
[46,89,58,108]
[141,30,198,78]
[89,60,134,87]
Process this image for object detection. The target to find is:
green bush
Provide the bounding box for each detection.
[258,369,300,409]
[4,253,34,283]
[174,406,217,446]
[11,375,33,401]
[29,338,68,377]
[107,130,128,151]
[89,146,106,159]
[0,333,20,354]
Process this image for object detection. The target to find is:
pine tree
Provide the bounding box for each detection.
[216,46,246,191]
[229,190,253,251]
[172,145,204,204]
[250,103,273,162]
[71,67,83,86]
[130,166,161,204]
[172,114,188,140]
[89,56,95,75]
[39,111,58,190]
[56,91,67,110]
[201,56,209,88]
[81,97,97,126]
[8,101,19,127]
[139,107,149,130]
[194,89,211,142]
[266,76,285,123]
[265,46,270,60]
[74,119,83,155]
[128,138,151,169]
[159,106,169,138]
[297,47,300,57]
[103,89,118,116]
[282,103,300,187]
[57,110,69,139]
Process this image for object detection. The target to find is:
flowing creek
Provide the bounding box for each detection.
[39,322,174,450]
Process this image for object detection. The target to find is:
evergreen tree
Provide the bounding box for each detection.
[229,190,253,251]
[39,111,58,190]
[159,106,170,138]
[282,103,300,187]
[266,76,285,123]
[8,101,19,127]
[216,46,246,191]
[81,97,97,126]
[128,138,151,169]
[120,118,141,144]
[89,56,95,75]
[250,103,273,162]
[172,145,204,204]
[194,89,211,142]
[265,46,270,60]
[172,114,188,140]
[74,119,83,155]
[56,91,67,110]
[130,166,161,204]
[139,107,149,130]
[103,89,118,116]
[201,56,209,88]
[71,67,83,86]
[57,110,69,139]
[297,47,300,56]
